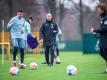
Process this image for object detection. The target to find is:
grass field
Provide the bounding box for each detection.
[0,51,107,80]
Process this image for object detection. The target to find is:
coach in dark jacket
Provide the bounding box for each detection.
[40,13,58,66]
[91,3,107,73]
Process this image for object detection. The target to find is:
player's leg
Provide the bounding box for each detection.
[18,38,26,69]
[100,47,107,73]
[11,38,19,67]
[24,40,27,53]
[100,47,107,62]
[50,45,55,66]
[55,42,60,64]
[45,46,49,65]
[103,48,107,62]
[103,48,107,72]
[41,46,47,64]
[54,45,57,58]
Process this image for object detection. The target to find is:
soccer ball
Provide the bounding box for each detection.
[67,65,77,76]
[9,67,19,76]
[30,62,38,70]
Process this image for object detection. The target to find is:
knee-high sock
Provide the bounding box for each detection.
[56,48,59,56]
[13,47,18,61]
[50,46,54,65]
[45,46,49,64]
[20,48,24,63]
[100,48,107,63]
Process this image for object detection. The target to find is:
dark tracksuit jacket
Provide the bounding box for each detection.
[94,11,107,61]
[94,12,107,48]
[40,20,58,46]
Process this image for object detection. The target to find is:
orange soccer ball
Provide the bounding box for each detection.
[9,67,19,76]
[30,62,38,70]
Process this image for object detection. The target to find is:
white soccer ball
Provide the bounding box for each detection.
[9,67,19,76]
[67,65,77,76]
[30,62,38,70]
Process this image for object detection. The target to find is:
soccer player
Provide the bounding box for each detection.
[24,17,34,49]
[54,26,62,64]
[90,3,107,73]
[40,13,58,66]
[42,26,62,64]
[26,17,33,25]
[7,9,27,69]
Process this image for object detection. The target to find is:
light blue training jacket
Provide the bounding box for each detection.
[7,16,28,39]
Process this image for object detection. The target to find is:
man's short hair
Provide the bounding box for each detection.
[29,17,33,21]
[97,3,106,11]
[17,9,24,13]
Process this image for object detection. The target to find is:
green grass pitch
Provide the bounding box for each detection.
[0,51,107,80]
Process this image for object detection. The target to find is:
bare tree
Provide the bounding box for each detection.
[44,0,57,21]
[79,0,83,34]
[7,0,12,17]
[58,1,64,27]
[99,0,107,4]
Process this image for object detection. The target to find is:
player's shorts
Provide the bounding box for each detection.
[11,38,25,48]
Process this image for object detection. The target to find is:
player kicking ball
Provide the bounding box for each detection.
[7,9,27,69]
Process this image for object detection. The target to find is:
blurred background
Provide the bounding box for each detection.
[0,0,107,54]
